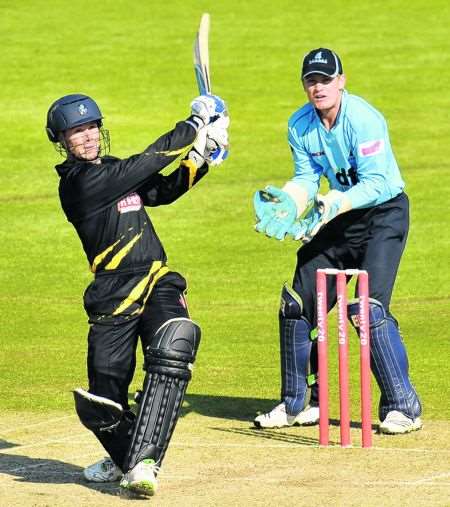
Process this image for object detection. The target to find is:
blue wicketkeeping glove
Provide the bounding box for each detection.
[287,190,352,242]
[254,185,298,240]
[287,205,322,242]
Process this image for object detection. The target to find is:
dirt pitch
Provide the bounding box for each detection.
[1,410,449,507]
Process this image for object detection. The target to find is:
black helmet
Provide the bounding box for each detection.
[46,94,103,143]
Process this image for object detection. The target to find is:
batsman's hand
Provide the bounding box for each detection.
[254,186,298,240]
[190,94,227,127]
[187,120,230,168]
[186,126,208,168]
[205,120,229,166]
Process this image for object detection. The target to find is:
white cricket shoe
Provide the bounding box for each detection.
[254,402,319,428]
[120,459,159,497]
[83,457,122,482]
[379,410,423,434]
[294,405,320,425]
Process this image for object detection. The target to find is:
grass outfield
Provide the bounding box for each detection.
[0,1,450,503]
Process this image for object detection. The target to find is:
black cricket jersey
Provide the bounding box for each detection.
[55,119,208,321]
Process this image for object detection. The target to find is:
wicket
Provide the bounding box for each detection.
[316,268,372,448]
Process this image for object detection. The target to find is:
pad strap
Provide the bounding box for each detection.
[280,283,303,319]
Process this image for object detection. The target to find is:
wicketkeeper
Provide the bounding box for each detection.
[46,92,229,496]
[253,48,422,435]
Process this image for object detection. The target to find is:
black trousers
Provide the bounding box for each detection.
[86,272,189,409]
[83,271,189,468]
[293,192,409,326]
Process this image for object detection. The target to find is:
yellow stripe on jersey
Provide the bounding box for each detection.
[105,231,143,270]
[180,159,198,189]
[91,239,122,273]
[131,265,170,316]
[154,144,192,157]
[112,261,164,316]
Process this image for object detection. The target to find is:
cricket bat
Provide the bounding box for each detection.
[193,13,211,94]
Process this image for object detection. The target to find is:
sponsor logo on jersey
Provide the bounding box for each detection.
[358,139,384,157]
[311,151,325,157]
[336,166,358,186]
[117,192,142,214]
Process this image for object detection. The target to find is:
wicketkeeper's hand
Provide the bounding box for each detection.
[254,186,298,240]
[190,94,227,127]
[287,190,352,242]
[287,205,321,242]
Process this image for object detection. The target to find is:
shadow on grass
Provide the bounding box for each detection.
[0,439,17,450]
[181,393,279,421]
[213,426,321,446]
[179,394,380,433]
[0,440,118,496]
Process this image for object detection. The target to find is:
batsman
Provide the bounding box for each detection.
[46,90,229,496]
[253,48,422,435]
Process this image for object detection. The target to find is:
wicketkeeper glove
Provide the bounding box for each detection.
[254,185,298,240]
[288,190,352,242]
[288,205,321,242]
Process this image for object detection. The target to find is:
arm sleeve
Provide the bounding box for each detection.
[285,124,321,205]
[138,159,209,206]
[72,119,198,219]
[344,116,391,209]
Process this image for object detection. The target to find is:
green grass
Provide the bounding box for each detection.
[0,0,449,425]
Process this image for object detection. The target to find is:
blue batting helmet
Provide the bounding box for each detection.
[46,94,103,143]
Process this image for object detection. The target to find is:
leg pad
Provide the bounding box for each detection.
[348,298,421,420]
[279,284,312,415]
[123,318,200,471]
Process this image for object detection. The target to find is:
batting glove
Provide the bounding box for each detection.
[205,122,229,166]
[190,94,227,127]
[186,126,208,168]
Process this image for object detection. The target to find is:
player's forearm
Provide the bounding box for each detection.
[142,119,198,165]
[112,120,199,188]
[76,120,199,215]
[142,160,208,206]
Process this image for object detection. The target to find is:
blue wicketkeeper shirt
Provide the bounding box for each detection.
[287,90,405,209]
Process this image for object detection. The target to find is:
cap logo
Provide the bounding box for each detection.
[309,51,328,65]
[78,104,88,116]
